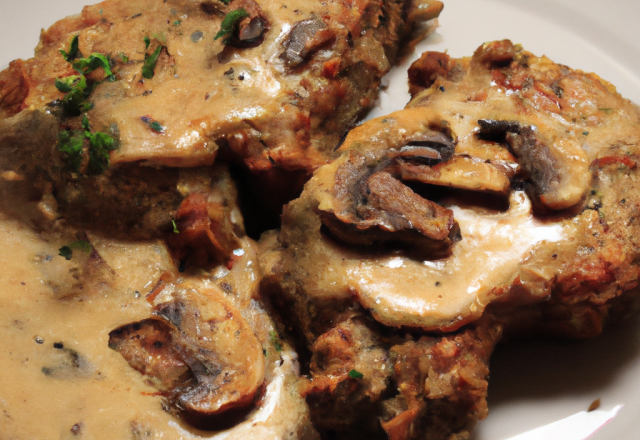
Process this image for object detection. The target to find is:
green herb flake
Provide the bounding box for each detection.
[82,113,92,133]
[54,75,83,93]
[119,53,129,63]
[58,240,92,260]
[172,220,180,234]
[142,44,163,79]
[59,246,73,260]
[598,108,614,114]
[60,35,80,62]
[149,121,164,132]
[57,130,85,173]
[348,369,364,379]
[58,115,118,175]
[55,75,90,114]
[269,331,282,352]
[56,48,115,114]
[72,53,114,79]
[144,36,151,50]
[173,20,181,26]
[215,8,249,43]
[220,0,233,4]
[87,130,118,175]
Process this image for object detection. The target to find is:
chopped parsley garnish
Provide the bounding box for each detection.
[141,116,165,133]
[348,369,364,379]
[172,220,180,234]
[57,130,85,172]
[87,127,118,174]
[215,9,249,43]
[153,32,167,44]
[269,331,283,352]
[60,35,80,62]
[57,114,118,175]
[83,114,118,174]
[54,75,93,113]
[173,20,181,26]
[55,50,115,114]
[142,41,163,79]
[149,121,164,132]
[58,240,92,260]
[220,0,233,4]
[144,36,151,50]
[72,53,115,81]
[59,247,72,260]
[119,53,129,63]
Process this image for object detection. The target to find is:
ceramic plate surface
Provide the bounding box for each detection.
[1,1,639,439]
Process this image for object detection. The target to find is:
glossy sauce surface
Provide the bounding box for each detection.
[0,215,308,439]
[346,191,569,329]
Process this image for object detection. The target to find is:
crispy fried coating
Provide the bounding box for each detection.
[261,40,640,439]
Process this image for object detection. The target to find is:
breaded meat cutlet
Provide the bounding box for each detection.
[260,40,640,439]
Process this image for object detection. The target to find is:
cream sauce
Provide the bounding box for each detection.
[346,191,568,329]
[0,215,307,439]
[76,0,357,168]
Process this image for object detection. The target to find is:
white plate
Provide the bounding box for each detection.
[1,1,639,439]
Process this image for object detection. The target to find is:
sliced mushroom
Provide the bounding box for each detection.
[392,155,512,196]
[389,131,456,165]
[108,319,192,389]
[109,285,265,428]
[280,16,332,68]
[314,112,519,251]
[316,153,460,252]
[477,119,522,136]
[479,119,590,210]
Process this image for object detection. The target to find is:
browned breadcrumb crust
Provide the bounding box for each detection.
[259,40,640,439]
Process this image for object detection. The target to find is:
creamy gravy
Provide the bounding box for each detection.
[0,215,306,440]
[346,191,570,330]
